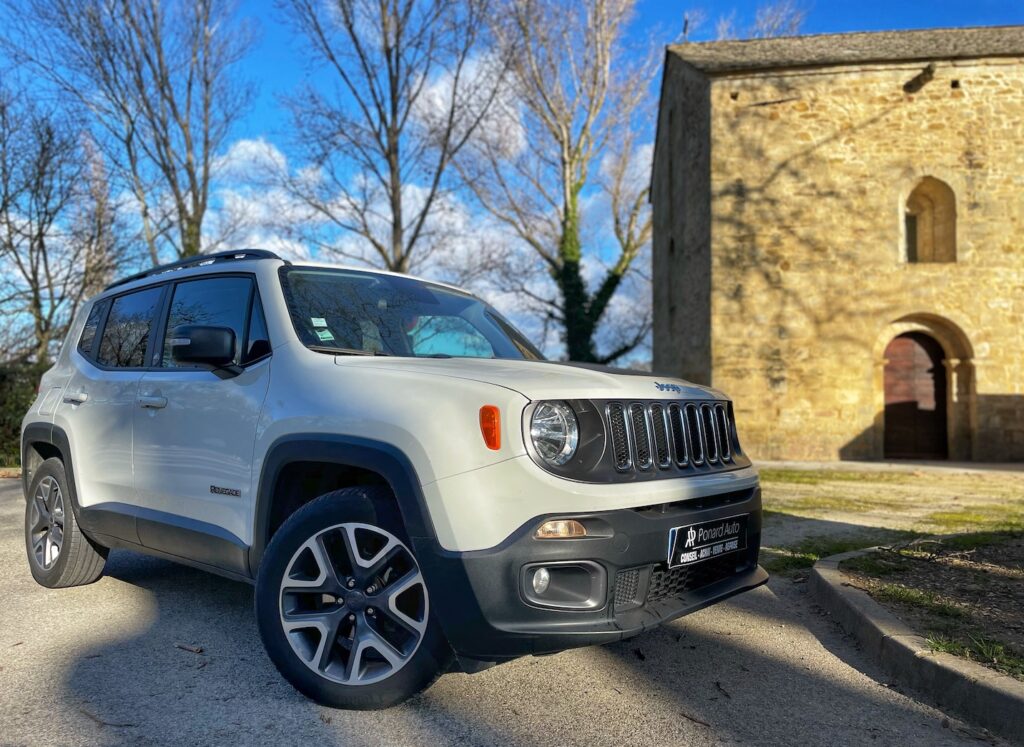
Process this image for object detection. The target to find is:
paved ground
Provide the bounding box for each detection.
[0,479,1004,747]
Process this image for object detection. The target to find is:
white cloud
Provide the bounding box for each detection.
[214,138,289,182]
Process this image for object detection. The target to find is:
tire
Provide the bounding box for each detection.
[24,457,108,588]
[255,486,452,709]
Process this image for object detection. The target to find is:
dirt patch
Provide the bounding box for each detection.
[841,533,1024,681]
[0,468,20,480]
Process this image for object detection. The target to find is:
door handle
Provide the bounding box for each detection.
[138,395,168,409]
[63,391,89,404]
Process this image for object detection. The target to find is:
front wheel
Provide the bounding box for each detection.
[255,487,451,709]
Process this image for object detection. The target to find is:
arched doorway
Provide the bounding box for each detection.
[883,332,948,459]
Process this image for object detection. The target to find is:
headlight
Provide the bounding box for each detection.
[530,401,579,466]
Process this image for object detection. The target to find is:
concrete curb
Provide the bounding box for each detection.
[809,549,1024,744]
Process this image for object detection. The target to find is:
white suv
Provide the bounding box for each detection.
[21,249,767,709]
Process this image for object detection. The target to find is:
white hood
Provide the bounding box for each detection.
[336,356,723,401]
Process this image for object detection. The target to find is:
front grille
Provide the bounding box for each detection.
[607,400,739,476]
[647,555,744,604]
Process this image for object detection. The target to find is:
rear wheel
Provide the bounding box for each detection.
[24,457,107,588]
[255,486,451,709]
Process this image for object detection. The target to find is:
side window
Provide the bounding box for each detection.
[161,276,253,367]
[244,294,271,363]
[97,287,163,368]
[77,299,109,360]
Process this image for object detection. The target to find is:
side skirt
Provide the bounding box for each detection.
[82,502,253,581]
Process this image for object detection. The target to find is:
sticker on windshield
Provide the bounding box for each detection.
[311,317,327,327]
[315,329,335,342]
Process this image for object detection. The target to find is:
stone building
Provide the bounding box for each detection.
[651,27,1024,461]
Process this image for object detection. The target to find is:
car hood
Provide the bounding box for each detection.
[335,356,724,401]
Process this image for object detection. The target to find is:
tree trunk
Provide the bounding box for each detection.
[556,188,598,362]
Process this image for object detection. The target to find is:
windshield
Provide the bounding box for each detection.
[279,267,544,360]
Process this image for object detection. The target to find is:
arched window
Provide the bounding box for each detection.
[905,177,956,262]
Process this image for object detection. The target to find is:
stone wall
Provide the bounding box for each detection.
[654,54,1024,461]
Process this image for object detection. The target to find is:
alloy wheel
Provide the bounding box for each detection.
[279,523,429,686]
[29,476,65,570]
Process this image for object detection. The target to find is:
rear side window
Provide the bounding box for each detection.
[77,300,109,360]
[161,276,253,367]
[97,287,163,368]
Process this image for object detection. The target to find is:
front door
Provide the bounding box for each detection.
[131,275,272,571]
[883,332,948,459]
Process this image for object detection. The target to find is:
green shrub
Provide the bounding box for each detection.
[0,364,40,467]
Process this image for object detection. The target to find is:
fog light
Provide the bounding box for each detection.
[534,519,587,539]
[531,567,550,595]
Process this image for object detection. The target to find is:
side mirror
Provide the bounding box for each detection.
[169,325,237,372]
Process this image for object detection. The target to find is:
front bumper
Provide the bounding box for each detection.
[414,485,767,662]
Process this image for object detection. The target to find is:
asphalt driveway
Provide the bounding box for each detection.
[0,479,1001,746]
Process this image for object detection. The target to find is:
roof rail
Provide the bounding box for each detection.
[105,249,289,291]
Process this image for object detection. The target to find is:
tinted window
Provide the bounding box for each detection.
[279,268,543,360]
[162,276,253,367]
[97,287,163,368]
[244,295,271,363]
[77,300,109,359]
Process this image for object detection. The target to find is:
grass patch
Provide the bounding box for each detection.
[840,553,903,576]
[925,506,1024,533]
[927,634,1024,681]
[938,532,1015,551]
[874,584,964,618]
[759,469,922,486]
[762,532,917,575]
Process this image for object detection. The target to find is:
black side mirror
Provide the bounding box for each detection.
[169,325,237,373]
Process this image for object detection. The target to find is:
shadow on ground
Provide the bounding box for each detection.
[52,541,984,747]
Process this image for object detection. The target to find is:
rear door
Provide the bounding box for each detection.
[57,286,165,536]
[131,274,272,572]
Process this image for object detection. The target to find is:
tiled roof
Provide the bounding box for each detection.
[669,26,1024,74]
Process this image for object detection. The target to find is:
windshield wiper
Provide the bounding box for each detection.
[308,345,391,357]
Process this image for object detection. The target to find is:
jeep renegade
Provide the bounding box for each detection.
[21,249,767,709]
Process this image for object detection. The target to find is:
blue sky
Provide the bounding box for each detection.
[239,0,1024,143]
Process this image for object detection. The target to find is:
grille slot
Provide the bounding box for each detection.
[685,404,705,466]
[715,404,732,461]
[614,568,641,609]
[649,404,671,469]
[701,404,719,464]
[607,403,631,471]
[629,403,652,470]
[668,404,688,466]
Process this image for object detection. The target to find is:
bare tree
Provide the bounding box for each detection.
[0,87,128,365]
[277,0,507,274]
[710,1,806,41]
[751,0,806,38]
[2,0,254,263]
[458,0,654,363]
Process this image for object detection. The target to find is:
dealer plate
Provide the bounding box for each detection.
[667,514,748,569]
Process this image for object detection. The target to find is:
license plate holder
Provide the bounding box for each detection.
[667,514,749,569]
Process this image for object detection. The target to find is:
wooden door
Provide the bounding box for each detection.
[884,333,948,459]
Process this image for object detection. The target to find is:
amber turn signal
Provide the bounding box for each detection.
[479,405,501,450]
[534,519,587,539]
